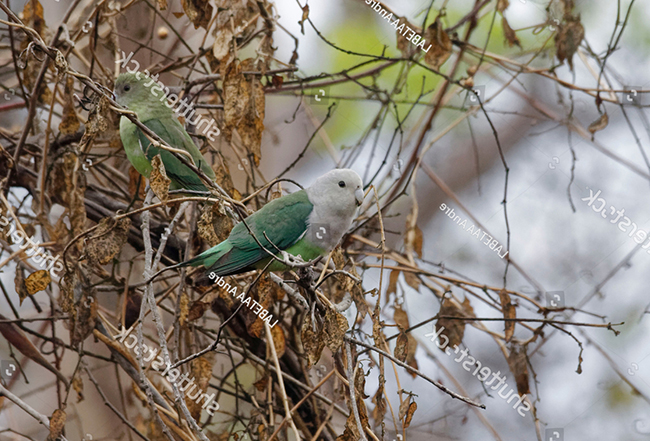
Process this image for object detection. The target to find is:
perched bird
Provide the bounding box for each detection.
[184,169,364,279]
[114,72,216,191]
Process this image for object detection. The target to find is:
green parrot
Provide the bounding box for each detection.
[184,169,364,279]
[113,72,216,191]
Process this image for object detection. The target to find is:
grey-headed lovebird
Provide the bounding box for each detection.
[114,72,217,191]
[183,169,364,278]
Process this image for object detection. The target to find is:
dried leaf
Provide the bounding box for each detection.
[398,397,410,420]
[72,374,84,402]
[179,291,190,326]
[301,315,325,368]
[181,0,213,29]
[396,17,417,58]
[403,401,417,428]
[555,15,584,70]
[223,59,265,166]
[299,4,309,34]
[271,325,286,358]
[507,345,530,395]
[588,113,608,135]
[497,0,509,13]
[436,298,467,350]
[424,18,452,70]
[128,166,146,200]
[212,27,233,62]
[403,271,421,291]
[47,409,66,441]
[387,270,400,297]
[254,375,269,392]
[502,17,521,48]
[393,304,418,374]
[72,293,97,348]
[24,270,51,295]
[186,355,214,419]
[86,217,131,265]
[14,269,29,305]
[324,307,348,353]
[156,0,168,9]
[149,154,171,204]
[499,290,516,342]
[394,332,409,362]
[371,384,386,426]
[187,300,211,323]
[59,76,79,135]
[198,202,234,247]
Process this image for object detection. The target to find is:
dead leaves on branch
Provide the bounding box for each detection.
[85,216,131,266]
[435,297,473,351]
[181,0,213,29]
[555,14,584,71]
[223,59,265,167]
[423,18,452,70]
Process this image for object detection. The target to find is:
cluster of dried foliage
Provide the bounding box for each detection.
[0,0,635,440]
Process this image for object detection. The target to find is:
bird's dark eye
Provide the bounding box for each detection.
[123,84,131,92]
[338,181,346,188]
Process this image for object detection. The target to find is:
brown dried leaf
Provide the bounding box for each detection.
[150,154,171,204]
[497,0,509,13]
[588,113,608,135]
[424,18,452,70]
[507,345,530,395]
[502,17,521,48]
[436,298,466,350]
[59,76,79,135]
[179,291,190,326]
[393,304,419,375]
[24,270,51,295]
[223,59,265,166]
[181,0,213,29]
[301,316,325,368]
[47,409,66,441]
[271,325,286,358]
[403,271,421,291]
[186,355,214,419]
[72,293,97,348]
[499,290,516,342]
[394,332,409,362]
[398,397,410,421]
[198,202,234,247]
[157,0,168,9]
[299,4,309,34]
[371,383,386,426]
[187,300,211,323]
[396,17,417,58]
[254,375,269,392]
[128,166,146,200]
[14,269,29,305]
[72,374,84,402]
[86,217,131,265]
[555,15,584,70]
[403,401,417,428]
[387,270,400,298]
[324,307,348,353]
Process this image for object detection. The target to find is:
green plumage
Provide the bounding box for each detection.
[115,73,216,191]
[185,190,321,276]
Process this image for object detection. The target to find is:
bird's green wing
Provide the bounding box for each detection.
[192,190,314,276]
[136,118,215,191]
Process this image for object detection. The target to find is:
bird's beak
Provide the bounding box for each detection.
[355,188,364,207]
